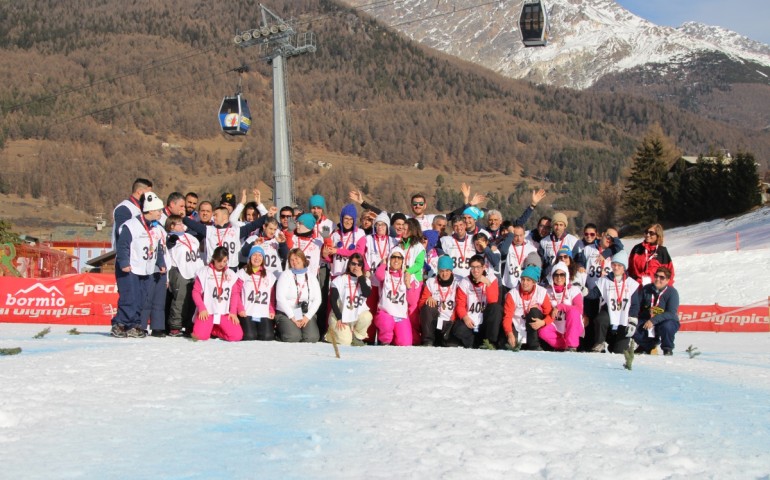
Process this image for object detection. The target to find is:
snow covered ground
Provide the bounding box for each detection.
[2,208,770,478]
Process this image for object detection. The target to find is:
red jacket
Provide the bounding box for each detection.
[628,242,675,285]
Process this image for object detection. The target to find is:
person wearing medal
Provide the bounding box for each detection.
[418,255,459,346]
[325,252,372,346]
[275,248,322,343]
[400,218,427,345]
[111,191,167,338]
[539,212,578,282]
[632,266,679,355]
[583,250,641,353]
[190,246,243,342]
[373,247,412,346]
[628,223,675,286]
[439,216,476,279]
[502,264,553,350]
[452,254,502,349]
[501,224,539,299]
[165,214,204,337]
[360,212,397,343]
[326,204,366,281]
[541,261,583,351]
[233,245,277,341]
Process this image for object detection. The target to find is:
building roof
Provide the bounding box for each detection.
[48,225,111,243]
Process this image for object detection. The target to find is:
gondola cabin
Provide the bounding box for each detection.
[218,94,252,135]
[519,0,550,47]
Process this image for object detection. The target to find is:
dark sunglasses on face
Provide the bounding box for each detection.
[412,202,425,206]
[390,256,403,260]
[645,230,658,236]
[349,262,362,267]
[553,273,566,277]
[280,214,292,219]
[584,232,596,237]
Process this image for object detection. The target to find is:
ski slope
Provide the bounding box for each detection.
[1,208,770,478]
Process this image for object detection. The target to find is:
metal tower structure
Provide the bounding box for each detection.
[233,4,316,209]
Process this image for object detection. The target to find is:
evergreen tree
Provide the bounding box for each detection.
[622,126,674,231]
[729,152,761,213]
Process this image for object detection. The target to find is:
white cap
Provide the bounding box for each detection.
[142,192,164,212]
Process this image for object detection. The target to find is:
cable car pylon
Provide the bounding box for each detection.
[233,4,316,209]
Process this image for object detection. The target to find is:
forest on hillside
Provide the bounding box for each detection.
[0,0,768,224]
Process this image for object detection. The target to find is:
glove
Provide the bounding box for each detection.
[321,226,332,239]
[287,218,296,232]
[626,318,637,338]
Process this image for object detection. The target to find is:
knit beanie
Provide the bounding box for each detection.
[296,213,316,231]
[521,265,541,282]
[437,255,453,271]
[552,212,568,226]
[309,194,326,210]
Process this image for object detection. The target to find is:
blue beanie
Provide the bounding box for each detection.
[309,194,326,210]
[437,255,453,271]
[463,206,484,220]
[611,250,628,269]
[557,245,573,258]
[340,203,357,226]
[248,245,265,259]
[521,265,541,282]
[296,213,316,231]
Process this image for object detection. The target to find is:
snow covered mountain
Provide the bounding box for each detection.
[343,0,770,90]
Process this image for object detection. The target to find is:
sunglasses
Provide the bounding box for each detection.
[645,230,658,236]
[654,274,669,280]
[280,214,292,219]
[412,202,425,206]
[584,232,596,237]
[390,256,403,260]
[349,262,362,267]
[553,273,566,277]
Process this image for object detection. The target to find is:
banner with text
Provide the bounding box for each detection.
[678,304,769,332]
[0,273,116,325]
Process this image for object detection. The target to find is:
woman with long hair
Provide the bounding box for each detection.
[233,245,277,341]
[628,224,675,286]
[326,252,372,346]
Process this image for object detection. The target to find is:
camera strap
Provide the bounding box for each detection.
[294,272,309,304]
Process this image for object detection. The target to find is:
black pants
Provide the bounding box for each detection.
[419,305,453,346]
[452,303,503,348]
[589,309,631,353]
[240,316,276,341]
[316,265,330,338]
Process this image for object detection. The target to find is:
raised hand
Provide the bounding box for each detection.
[531,188,546,206]
[349,189,364,205]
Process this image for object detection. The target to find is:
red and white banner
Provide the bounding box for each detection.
[678,304,770,332]
[0,273,117,325]
[1,274,769,332]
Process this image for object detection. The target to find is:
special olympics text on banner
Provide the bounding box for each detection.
[0,273,117,325]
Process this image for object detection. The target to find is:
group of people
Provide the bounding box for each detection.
[110,178,681,355]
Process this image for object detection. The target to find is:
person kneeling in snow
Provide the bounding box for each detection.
[191,246,243,342]
[632,266,679,356]
[541,262,583,351]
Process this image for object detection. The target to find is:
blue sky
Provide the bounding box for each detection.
[616,0,770,45]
